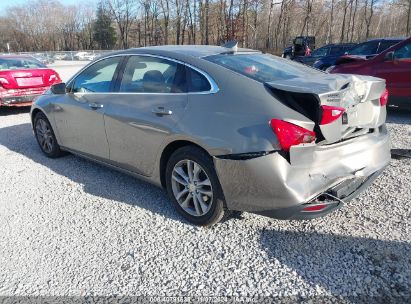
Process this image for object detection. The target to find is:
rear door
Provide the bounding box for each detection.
[104,55,188,176]
[53,56,123,160]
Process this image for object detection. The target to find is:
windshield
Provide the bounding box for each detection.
[0,57,45,70]
[205,53,323,83]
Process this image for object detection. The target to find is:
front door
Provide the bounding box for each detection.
[53,56,123,160]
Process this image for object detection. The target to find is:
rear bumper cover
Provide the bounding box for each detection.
[213,126,391,220]
[0,95,41,107]
[0,87,49,107]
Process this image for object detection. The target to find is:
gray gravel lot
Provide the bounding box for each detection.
[0,63,410,301]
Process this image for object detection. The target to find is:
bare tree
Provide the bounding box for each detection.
[107,0,136,48]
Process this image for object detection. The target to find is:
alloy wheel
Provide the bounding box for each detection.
[171,159,213,217]
[35,118,54,154]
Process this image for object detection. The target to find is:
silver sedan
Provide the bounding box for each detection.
[31,45,391,226]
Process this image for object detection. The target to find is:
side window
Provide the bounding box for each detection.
[72,57,121,93]
[187,68,211,92]
[120,56,186,93]
[394,43,411,60]
[330,46,343,55]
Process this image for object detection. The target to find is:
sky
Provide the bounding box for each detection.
[0,0,88,12]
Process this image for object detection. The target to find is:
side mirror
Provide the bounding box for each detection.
[384,51,394,62]
[51,82,66,94]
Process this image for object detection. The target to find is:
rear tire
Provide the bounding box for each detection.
[165,146,229,226]
[33,112,65,158]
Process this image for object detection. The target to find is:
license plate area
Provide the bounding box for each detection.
[16,77,43,86]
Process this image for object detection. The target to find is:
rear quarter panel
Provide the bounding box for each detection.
[162,59,314,156]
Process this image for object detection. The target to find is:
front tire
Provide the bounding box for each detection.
[33,112,64,158]
[165,146,228,226]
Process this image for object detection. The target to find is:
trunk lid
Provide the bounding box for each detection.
[0,68,60,90]
[265,73,386,144]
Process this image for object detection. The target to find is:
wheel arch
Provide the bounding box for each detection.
[159,140,211,188]
[31,108,43,123]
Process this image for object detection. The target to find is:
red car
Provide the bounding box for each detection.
[330,37,411,109]
[0,55,61,107]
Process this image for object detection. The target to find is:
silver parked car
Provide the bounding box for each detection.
[31,45,391,226]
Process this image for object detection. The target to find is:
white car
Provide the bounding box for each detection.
[74,52,91,60]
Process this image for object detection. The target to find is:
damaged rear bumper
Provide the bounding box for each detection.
[213,125,391,220]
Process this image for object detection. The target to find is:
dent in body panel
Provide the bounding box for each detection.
[214,127,391,213]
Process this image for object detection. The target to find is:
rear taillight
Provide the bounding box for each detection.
[270,119,316,152]
[320,105,345,125]
[48,74,60,83]
[0,77,9,86]
[380,89,389,106]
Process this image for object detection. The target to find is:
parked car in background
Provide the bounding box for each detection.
[53,53,71,60]
[295,43,356,69]
[330,37,411,109]
[31,45,390,226]
[32,53,55,65]
[333,38,405,68]
[83,53,100,61]
[282,36,316,59]
[0,55,61,107]
[74,52,90,60]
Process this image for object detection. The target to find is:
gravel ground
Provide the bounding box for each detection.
[0,65,410,301]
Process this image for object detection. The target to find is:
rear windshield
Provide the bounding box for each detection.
[205,53,323,83]
[347,41,379,55]
[0,57,45,70]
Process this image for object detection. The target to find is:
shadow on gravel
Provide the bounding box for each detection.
[391,149,411,160]
[260,229,411,301]
[0,123,184,223]
[0,106,31,116]
[386,108,411,125]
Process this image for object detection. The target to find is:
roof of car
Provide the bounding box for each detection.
[321,43,356,47]
[366,37,406,42]
[120,45,260,58]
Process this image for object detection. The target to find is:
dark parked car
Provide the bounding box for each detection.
[332,38,405,68]
[0,55,61,107]
[295,43,356,70]
[282,36,316,59]
[330,37,411,109]
[31,45,390,226]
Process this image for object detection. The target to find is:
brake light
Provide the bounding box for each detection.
[0,77,9,86]
[320,105,345,125]
[48,74,60,83]
[270,119,316,152]
[380,89,389,106]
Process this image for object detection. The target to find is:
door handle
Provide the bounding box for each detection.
[89,102,103,109]
[152,107,173,116]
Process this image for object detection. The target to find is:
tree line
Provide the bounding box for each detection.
[0,0,410,53]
